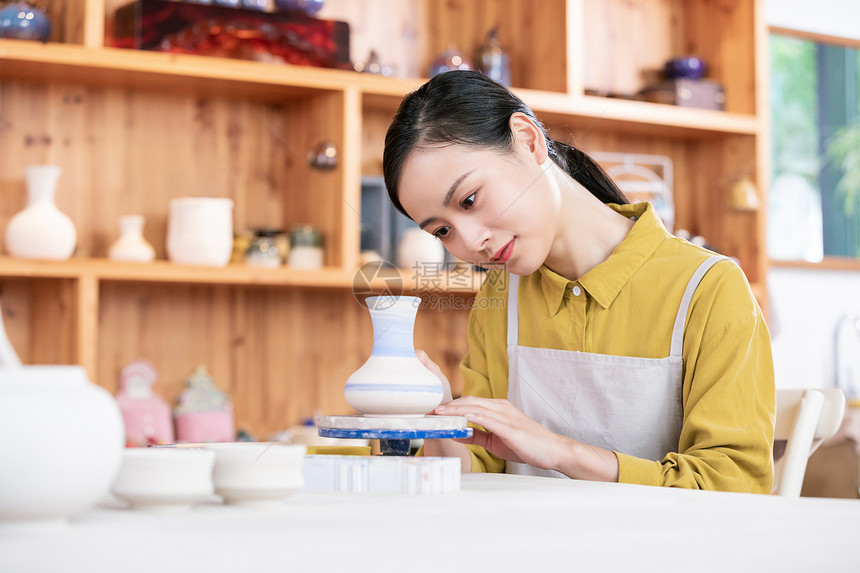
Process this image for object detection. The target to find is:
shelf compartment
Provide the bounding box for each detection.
[418,0,569,93]
[0,77,351,269]
[96,282,359,436]
[582,0,757,116]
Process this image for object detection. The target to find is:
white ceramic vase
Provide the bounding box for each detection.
[166,197,234,267]
[0,366,125,531]
[344,296,444,416]
[108,215,156,263]
[4,165,77,260]
[396,227,445,270]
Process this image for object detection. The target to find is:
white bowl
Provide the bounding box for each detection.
[205,443,306,508]
[111,448,216,513]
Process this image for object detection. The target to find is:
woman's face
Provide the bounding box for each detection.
[397,139,561,276]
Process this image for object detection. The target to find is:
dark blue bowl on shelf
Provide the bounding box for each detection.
[0,2,51,41]
[664,56,707,79]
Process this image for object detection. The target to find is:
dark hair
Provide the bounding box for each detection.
[382,70,627,217]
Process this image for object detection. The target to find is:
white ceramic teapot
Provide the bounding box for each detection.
[0,306,125,531]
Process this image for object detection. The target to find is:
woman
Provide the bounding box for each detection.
[382,71,774,492]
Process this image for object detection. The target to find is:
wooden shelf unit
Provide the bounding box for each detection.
[0,0,770,438]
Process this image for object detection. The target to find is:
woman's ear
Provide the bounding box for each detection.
[509,112,548,165]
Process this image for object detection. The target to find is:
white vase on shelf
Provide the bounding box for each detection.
[4,165,77,260]
[108,215,155,263]
[396,227,445,270]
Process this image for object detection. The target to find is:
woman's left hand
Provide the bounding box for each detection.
[433,396,570,471]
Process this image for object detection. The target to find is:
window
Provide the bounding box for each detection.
[768,32,860,261]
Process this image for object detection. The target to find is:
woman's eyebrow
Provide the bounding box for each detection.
[442,170,475,206]
[418,169,475,229]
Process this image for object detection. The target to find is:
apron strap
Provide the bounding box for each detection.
[669,255,730,358]
[507,273,519,347]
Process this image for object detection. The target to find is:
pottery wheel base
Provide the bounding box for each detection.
[315,415,472,456]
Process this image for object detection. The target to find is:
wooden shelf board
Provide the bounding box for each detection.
[358,86,761,138]
[522,91,761,138]
[770,257,860,272]
[0,256,482,292]
[0,256,350,286]
[1,40,370,100]
[1,40,760,137]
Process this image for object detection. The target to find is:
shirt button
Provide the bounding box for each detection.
[571,285,582,296]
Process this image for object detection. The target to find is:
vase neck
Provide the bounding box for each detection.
[368,298,419,358]
[27,185,56,206]
[119,216,145,238]
[25,166,61,206]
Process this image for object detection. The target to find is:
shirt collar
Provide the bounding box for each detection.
[538,202,669,315]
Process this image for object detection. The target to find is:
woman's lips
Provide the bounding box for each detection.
[491,239,515,264]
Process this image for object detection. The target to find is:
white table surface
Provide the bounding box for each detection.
[1,473,858,573]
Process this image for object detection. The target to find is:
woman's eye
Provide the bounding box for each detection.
[433,226,451,239]
[461,192,476,209]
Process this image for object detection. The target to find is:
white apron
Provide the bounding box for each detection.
[505,255,727,477]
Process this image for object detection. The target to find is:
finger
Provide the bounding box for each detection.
[454,429,524,465]
[416,350,453,403]
[435,396,513,416]
[415,349,439,373]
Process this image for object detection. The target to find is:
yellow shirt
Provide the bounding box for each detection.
[460,202,775,493]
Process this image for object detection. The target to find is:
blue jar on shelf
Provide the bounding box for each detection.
[0,2,51,41]
[274,0,325,17]
[242,0,268,11]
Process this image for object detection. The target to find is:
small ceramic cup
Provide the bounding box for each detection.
[110,447,216,513]
[206,443,306,508]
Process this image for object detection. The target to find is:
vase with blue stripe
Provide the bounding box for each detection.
[344,295,443,417]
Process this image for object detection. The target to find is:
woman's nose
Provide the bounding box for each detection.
[462,223,491,254]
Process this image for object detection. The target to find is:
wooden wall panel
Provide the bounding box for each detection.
[42,0,86,45]
[0,278,77,365]
[0,80,296,259]
[695,134,761,284]
[683,0,756,114]
[321,0,425,79]
[96,283,471,438]
[360,106,393,176]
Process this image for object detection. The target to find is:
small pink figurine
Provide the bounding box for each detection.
[115,359,174,446]
[174,365,235,443]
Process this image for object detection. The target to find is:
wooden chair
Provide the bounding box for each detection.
[772,388,846,497]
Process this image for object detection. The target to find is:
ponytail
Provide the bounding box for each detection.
[547,139,629,205]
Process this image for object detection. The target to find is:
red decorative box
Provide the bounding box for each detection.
[113,0,351,69]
